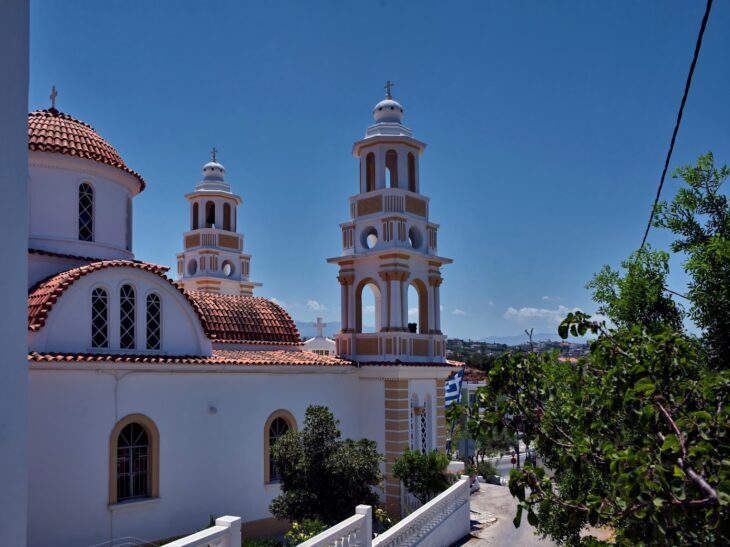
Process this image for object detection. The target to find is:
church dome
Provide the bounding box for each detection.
[28,109,145,191]
[202,160,226,182]
[373,98,404,123]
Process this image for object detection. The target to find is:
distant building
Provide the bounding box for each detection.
[303,317,337,356]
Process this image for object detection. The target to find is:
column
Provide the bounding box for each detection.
[0,0,29,544]
[429,276,443,334]
[383,379,410,517]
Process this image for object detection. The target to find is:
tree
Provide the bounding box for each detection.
[393,449,451,504]
[270,405,382,525]
[451,155,730,545]
[654,152,730,368]
[586,246,684,333]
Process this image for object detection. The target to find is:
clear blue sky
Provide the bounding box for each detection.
[29,1,730,339]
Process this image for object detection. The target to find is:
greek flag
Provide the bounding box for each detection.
[444,367,465,407]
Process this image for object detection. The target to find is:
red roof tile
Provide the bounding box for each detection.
[28,109,145,191]
[27,261,203,332]
[357,360,464,368]
[185,291,302,346]
[28,349,350,367]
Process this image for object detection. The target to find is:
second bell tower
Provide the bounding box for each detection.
[177,153,261,295]
[328,86,452,362]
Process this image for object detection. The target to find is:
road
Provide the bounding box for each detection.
[454,482,554,546]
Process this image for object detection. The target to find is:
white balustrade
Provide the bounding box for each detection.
[299,505,372,547]
[164,516,241,547]
[373,477,470,547]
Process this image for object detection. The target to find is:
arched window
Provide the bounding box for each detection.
[205,201,215,228]
[408,153,416,192]
[192,202,199,230]
[78,183,94,241]
[109,414,159,504]
[386,149,398,188]
[264,410,296,483]
[146,293,161,350]
[119,284,136,349]
[365,153,375,192]
[223,203,231,231]
[91,288,109,348]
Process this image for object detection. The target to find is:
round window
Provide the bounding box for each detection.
[222,261,234,277]
[187,259,198,276]
[408,226,422,250]
[361,227,378,250]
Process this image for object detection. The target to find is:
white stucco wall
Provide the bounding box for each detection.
[303,336,337,355]
[0,0,29,543]
[27,365,364,547]
[29,152,138,260]
[29,266,211,356]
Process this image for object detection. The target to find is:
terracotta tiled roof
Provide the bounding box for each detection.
[28,109,146,191]
[186,291,302,346]
[27,261,202,332]
[28,349,351,367]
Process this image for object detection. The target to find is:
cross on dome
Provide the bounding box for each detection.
[49,85,58,109]
[315,317,326,337]
[211,147,218,162]
[384,80,394,99]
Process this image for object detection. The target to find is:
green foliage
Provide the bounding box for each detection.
[269,405,382,525]
[283,520,327,546]
[654,152,730,368]
[393,449,450,504]
[586,247,683,333]
[373,506,395,533]
[462,315,729,545]
[476,460,498,478]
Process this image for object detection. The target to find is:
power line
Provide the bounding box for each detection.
[640,0,714,250]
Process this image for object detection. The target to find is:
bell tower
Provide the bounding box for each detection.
[177,152,261,295]
[328,86,452,362]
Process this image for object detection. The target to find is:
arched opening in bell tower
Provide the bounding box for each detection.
[386,149,398,188]
[205,201,215,228]
[355,278,381,333]
[407,279,429,334]
[365,153,375,192]
[223,203,231,231]
[192,202,199,230]
[408,153,416,192]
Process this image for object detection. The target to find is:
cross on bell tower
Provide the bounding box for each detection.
[314,317,326,338]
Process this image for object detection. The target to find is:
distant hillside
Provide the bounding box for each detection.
[481,332,590,345]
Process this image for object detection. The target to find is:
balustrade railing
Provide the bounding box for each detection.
[373,478,469,547]
[299,505,372,547]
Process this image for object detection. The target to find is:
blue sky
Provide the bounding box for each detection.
[30,1,730,339]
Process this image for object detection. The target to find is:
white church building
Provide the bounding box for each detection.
[23,87,459,546]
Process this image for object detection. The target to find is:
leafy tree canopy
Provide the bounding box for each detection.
[270,405,382,525]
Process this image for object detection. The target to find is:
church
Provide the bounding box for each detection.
[25,86,459,546]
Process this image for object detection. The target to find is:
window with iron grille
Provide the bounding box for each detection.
[116,423,149,501]
[78,183,94,241]
[269,417,290,482]
[91,288,109,348]
[120,284,136,349]
[146,293,161,350]
[420,409,429,454]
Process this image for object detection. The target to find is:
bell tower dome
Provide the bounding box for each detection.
[328,85,452,362]
[176,151,261,295]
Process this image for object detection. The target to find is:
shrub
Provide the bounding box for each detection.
[283,520,327,546]
[393,449,450,504]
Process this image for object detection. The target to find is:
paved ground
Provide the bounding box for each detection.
[453,483,555,546]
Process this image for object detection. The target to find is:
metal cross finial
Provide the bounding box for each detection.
[315,317,326,337]
[384,80,394,99]
[211,147,218,162]
[50,85,58,109]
